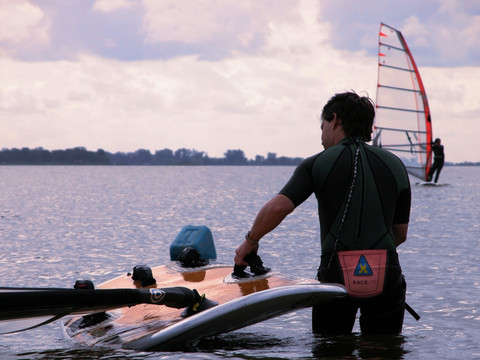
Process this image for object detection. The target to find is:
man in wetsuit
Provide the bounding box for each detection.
[427,138,445,183]
[235,92,411,335]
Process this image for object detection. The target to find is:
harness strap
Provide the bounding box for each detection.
[327,142,360,268]
[406,303,421,321]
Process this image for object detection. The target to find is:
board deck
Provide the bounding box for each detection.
[62,264,346,350]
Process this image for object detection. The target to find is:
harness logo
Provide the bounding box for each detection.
[338,249,386,297]
[354,255,373,276]
[149,288,166,303]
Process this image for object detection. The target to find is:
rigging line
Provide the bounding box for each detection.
[378,42,406,53]
[380,148,427,154]
[377,84,421,94]
[405,131,414,153]
[376,105,425,113]
[381,141,431,146]
[374,126,427,134]
[378,63,415,73]
[381,144,430,149]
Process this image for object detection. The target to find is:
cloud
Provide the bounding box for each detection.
[2,0,478,66]
[93,0,138,12]
[140,0,304,60]
[0,10,377,160]
[0,0,50,56]
[0,0,479,162]
[421,66,480,162]
[400,2,480,66]
[318,0,480,67]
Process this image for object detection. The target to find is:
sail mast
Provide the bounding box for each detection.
[395,27,433,177]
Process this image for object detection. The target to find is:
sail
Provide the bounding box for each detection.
[373,23,433,181]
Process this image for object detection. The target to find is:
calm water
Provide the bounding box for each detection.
[0,165,479,359]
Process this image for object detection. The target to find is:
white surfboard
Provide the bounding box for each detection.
[125,282,346,350]
[415,181,449,187]
[62,265,346,350]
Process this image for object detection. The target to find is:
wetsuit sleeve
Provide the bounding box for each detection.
[279,155,317,207]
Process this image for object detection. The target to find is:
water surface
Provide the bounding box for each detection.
[1,166,479,359]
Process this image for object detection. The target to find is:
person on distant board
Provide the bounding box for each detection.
[235,91,411,335]
[427,138,445,183]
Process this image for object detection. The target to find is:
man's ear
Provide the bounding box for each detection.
[332,113,341,128]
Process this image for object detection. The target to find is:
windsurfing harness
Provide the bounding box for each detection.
[326,142,388,298]
[337,249,387,298]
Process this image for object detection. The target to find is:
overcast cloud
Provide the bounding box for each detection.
[1,0,479,162]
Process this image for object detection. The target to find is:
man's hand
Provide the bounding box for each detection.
[234,240,258,266]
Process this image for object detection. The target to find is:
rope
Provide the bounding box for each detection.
[327,142,361,269]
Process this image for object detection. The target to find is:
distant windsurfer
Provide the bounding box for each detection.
[235,92,411,335]
[427,138,444,183]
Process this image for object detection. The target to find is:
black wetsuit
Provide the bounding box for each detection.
[279,138,411,334]
[427,144,445,183]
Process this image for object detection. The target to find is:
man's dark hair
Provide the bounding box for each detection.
[321,92,375,142]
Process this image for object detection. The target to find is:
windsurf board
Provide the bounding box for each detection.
[415,181,449,187]
[62,264,346,350]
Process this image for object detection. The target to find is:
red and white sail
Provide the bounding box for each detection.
[373,23,433,181]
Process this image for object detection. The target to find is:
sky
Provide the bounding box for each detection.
[1,0,479,163]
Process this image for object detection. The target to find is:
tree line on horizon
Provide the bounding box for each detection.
[0,147,304,166]
[0,146,477,166]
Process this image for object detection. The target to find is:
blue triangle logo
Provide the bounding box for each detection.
[354,255,373,276]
